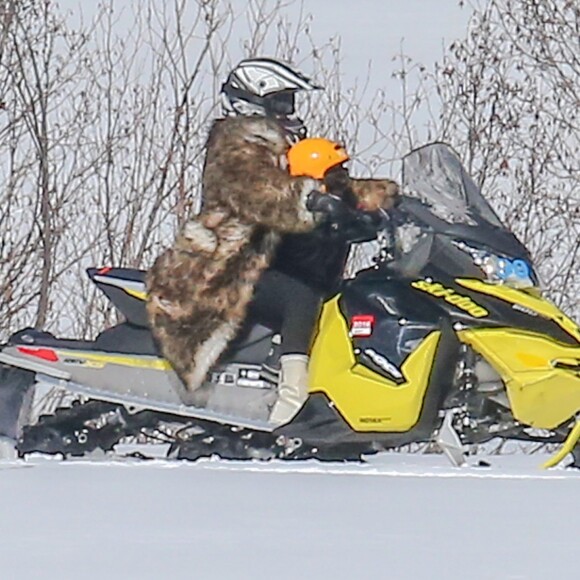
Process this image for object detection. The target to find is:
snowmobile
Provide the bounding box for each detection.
[1,143,579,467]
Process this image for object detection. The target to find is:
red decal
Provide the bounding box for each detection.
[350,315,375,337]
[97,266,112,275]
[17,347,59,362]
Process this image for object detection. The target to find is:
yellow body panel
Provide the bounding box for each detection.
[456,279,580,342]
[309,296,440,432]
[454,278,580,431]
[457,328,580,429]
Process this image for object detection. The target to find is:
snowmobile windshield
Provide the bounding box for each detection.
[397,143,536,288]
[402,143,503,228]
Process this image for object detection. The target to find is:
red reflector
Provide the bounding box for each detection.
[97,266,112,275]
[17,347,59,362]
[350,315,375,337]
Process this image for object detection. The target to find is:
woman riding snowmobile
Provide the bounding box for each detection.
[146,57,399,426]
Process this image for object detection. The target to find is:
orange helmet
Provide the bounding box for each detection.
[287,138,349,179]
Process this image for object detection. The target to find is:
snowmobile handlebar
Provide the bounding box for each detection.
[306,189,395,246]
[307,190,386,227]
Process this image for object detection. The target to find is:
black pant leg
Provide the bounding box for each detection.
[248,269,323,356]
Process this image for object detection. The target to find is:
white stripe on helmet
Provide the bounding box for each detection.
[233,58,319,97]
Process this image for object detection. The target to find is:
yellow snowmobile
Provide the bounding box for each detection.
[1,142,579,467]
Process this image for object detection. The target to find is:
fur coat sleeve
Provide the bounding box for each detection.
[349,178,399,211]
[322,164,399,212]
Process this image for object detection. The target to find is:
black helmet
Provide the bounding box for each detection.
[221,57,322,139]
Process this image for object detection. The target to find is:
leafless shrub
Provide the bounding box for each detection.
[431,0,579,316]
[1,0,577,343]
[1,0,394,338]
[1,0,235,337]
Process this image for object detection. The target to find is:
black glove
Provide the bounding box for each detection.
[323,166,358,208]
[306,191,351,219]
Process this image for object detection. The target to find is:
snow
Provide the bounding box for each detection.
[1,452,579,579]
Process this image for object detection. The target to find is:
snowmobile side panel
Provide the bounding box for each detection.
[29,374,274,431]
[0,346,184,402]
[309,296,441,432]
[0,351,71,380]
[458,328,580,429]
[0,345,277,424]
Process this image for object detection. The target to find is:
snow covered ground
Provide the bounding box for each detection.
[1,451,579,579]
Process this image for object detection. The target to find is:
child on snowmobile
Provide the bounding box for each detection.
[146,57,399,426]
[261,137,397,424]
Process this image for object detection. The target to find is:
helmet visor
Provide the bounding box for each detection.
[263,91,296,116]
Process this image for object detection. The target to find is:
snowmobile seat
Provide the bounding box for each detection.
[86,267,278,362]
[8,328,96,351]
[219,322,275,366]
[94,322,160,355]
